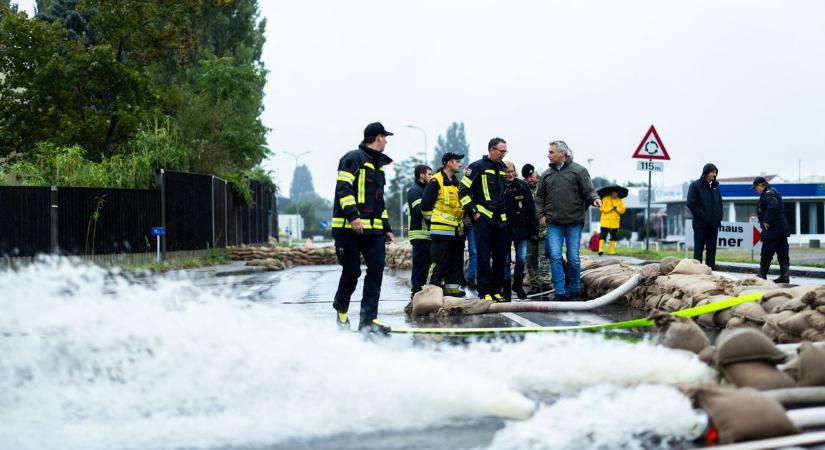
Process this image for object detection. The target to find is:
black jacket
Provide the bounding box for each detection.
[757,185,790,239]
[686,163,723,230]
[406,179,428,239]
[331,143,393,237]
[504,178,538,241]
[458,155,507,226]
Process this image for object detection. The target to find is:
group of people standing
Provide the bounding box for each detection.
[406,137,603,304]
[329,122,791,335]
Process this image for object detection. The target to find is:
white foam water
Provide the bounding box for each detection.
[1,259,714,450]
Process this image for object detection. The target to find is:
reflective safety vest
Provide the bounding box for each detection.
[421,169,464,239]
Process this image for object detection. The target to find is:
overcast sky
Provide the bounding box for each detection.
[14,1,825,200]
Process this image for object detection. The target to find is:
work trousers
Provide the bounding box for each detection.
[427,238,465,290]
[333,233,385,322]
[760,237,790,273]
[410,239,431,295]
[693,226,719,268]
[473,218,508,297]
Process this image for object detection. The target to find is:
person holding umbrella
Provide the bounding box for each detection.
[597,185,627,255]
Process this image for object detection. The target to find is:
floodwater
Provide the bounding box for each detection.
[0,258,718,450]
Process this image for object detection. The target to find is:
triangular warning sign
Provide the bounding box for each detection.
[632,125,671,160]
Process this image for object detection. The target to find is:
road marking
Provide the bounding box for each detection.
[500,312,541,328]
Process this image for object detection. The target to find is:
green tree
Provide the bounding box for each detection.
[289,164,315,201]
[283,192,331,232]
[385,156,425,233]
[432,122,469,169]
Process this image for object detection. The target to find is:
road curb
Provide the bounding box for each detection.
[213,266,268,277]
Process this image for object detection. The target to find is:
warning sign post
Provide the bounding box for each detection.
[632,125,670,251]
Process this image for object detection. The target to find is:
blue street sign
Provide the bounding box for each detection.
[320,220,329,230]
[151,227,165,236]
[285,225,291,234]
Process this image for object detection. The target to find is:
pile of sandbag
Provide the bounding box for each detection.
[228,241,337,271]
[385,242,413,270]
[580,256,825,343]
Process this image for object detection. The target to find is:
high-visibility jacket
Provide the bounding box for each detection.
[599,195,625,229]
[407,179,429,240]
[458,156,507,225]
[421,169,464,239]
[331,143,393,237]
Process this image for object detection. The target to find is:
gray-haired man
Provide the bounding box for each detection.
[535,141,600,301]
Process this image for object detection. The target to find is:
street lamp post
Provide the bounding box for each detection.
[405,125,428,165]
[282,151,311,244]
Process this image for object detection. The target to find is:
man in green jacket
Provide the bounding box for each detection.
[535,141,600,301]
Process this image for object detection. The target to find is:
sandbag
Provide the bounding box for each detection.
[411,285,444,316]
[721,361,796,390]
[778,297,808,313]
[802,287,825,307]
[438,296,491,316]
[659,256,681,274]
[714,328,788,366]
[669,259,712,275]
[779,311,813,336]
[649,311,710,354]
[694,385,800,444]
[731,302,767,323]
[762,295,794,314]
[801,329,825,342]
[807,310,825,331]
[783,342,825,387]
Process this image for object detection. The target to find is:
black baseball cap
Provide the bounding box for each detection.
[363,122,394,139]
[441,152,464,164]
[752,176,767,188]
[522,163,535,179]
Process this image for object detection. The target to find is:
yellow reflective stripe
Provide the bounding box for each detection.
[411,198,422,208]
[501,213,507,222]
[481,174,490,201]
[379,167,384,171]
[381,210,389,219]
[460,196,472,206]
[431,224,458,231]
[364,162,375,169]
[373,219,383,228]
[409,230,430,240]
[358,169,366,203]
[443,185,450,204]
[339,195,356,208]
[332,217,345,226]
[431,211,459,226]
[476,205,493,218]
[331,217,377,229]
[460,176,473,188]
[484,169,496,174]
[337,170,355,184]
[498,171,506,176]
[422,210,433,219]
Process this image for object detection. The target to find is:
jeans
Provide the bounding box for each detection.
[546,223,583,295]
[465,228,477,283]
[503,239,528,280]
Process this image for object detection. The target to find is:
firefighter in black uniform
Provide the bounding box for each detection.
[331,122,394,335]
[421,152,466,297]
[458,138,509,302]
[407,164,433,298]
[753,176,791,283]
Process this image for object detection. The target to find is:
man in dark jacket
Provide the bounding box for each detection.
[331,122,394,335]
[458,138,509,302]
[407,164,432,298]
[686,163,723,268]
[753,176,791,283]
[502,161,538,299]
[535,141,600,301]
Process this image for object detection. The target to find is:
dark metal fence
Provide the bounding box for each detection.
[0,170,276,257]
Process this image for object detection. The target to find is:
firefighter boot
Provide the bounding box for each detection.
[513,275,527,300]
[773,265,790,284]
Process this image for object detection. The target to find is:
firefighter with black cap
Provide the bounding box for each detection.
[331,122,394,335]
[421,152,466,297]
[459,138,509,302]
[753,176,791,283]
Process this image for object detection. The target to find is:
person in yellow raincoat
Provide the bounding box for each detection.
[598,190,625,255]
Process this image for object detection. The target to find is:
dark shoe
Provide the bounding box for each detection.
[336,312,351,331]
[358,319,391,335]
[774,265,790,284]
[773,275,790,284]
[598,251,603,256]
[502,282,512,301]
[756,273,767,280]
[513,275,527,300]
